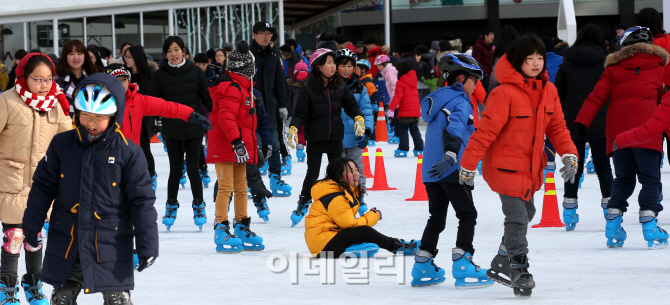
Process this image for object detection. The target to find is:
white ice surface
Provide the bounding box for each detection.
[22,127,670,304]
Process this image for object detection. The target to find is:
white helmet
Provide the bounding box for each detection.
[74,84,117,116]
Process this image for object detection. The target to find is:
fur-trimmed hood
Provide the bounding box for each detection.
[605,43,669,68]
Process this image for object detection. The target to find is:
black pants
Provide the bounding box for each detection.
[139,125,156,176]
[320,226,395,258]
[165,137,204,200]
[199,145,207,172]
[1,224,42,285]
[300,151,341,199]
[564,136,613,199]
[397,121,424,151]
[420,180,477,255]
[609,147,662,213]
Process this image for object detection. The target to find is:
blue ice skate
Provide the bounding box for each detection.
[296,144,306,162]
[387,123,393,135]
[162,200,179,231]
[151,174,157,191]
[291,196,312,227]
[158,134,167,152]
[21,274,48,305]
[477,160,482,175]
[586,160,595,174]
[0,277,20,304]
[601,198,610,218]
[394,149,408,157]
[214,221,243,253]
[413,150,423,157]
[259,160,269,175]
[343,243,379,258]
[234,217,265,251]
[544,161,556,181]
[253,197,270,222]
[411,249,446,287]
[192,199,207,231]
[452,247,494,289]
[562,198,579,231]
[605,208,627,248]
[281,156,292,175]
[388,136,399,144]
[200,169,211,188]
[368,140,376,146]
[180,163,187,188]
[640,210,669,249]
[579,172,584,188]
[270,173,292,197]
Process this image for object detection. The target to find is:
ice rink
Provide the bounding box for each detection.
[27,131,670,304]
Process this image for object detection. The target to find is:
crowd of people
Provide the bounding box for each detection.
[1,6,670,303]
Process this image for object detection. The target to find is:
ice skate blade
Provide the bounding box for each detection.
[606,239,625,248]
[411,278,446,287]
[487,269,513,288]
[216,246,242,253]
[165,225,172,232]
[454,278,495,289]
[514,287,532,298]
[242,244,265,251]
[272,191,291,197]
[648,240,669,249]
[261,217,270,222]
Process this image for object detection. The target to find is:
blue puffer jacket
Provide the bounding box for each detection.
[421,83,475,183]
[546,52,564,83]
[341,77,374,148]
[22,73,158,293]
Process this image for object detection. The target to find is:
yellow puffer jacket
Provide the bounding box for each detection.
[0,89,72,224]
[304,180,380,256]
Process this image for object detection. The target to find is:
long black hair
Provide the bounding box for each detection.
[491,25,520,65]
[564,24,608,58]
[637,7,665,36]
[309,53,341,93]
[87,45,104,71]
[316,158,364,200]
[124,45,152,93]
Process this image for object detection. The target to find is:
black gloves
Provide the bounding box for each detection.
[189,112,213,130]
[575,122,588,139]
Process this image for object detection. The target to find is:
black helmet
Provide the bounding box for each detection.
[102,63,132,81]
[438,53,483,81]
[620,26,654,47]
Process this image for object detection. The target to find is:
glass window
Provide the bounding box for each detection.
[143,10,170,61]
[115,13,141,58]
[200,6,227,52]
[86,16,114,59]
[1,23,26,67]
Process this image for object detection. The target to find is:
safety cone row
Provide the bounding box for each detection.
[374,102,389,142]
[406,154,428,201]
[532,172,564,228]
[368,148,396,191]
[362,148,374,178]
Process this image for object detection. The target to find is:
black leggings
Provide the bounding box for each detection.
[165,137,203,200]
[140,125,156,176]
[1,224,42,285]
[320,226,395,258]
[300,151,341,199]
[564,136,612,199]
[199,145,207,172]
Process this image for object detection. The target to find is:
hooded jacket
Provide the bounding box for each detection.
[461,55,577,200]
[147,59,213,140]
[472,36,493,75]
[304,180,379,256]
[421,83,475,183]
[22,73,158,293]
[575,43,668,155]
[0,54,72,224]
[122,83,193,145]
[251,39,289,131]
[388,70,421,118]
[341,77,374,148]
[554,42,609,138]
[207,73,258,164]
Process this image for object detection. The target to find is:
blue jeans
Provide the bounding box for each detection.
[397,121,424,151]
[269,129,281,176]
[608,148,662,213]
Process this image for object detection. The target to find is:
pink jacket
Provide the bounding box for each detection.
[381,63,398,102]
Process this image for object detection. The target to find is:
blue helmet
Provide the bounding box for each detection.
[439,53,483,81]
[74,84,117,116]
[356,59,371,70]
[620,26,653,47]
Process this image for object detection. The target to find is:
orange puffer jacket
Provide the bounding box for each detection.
[460,55,577,200]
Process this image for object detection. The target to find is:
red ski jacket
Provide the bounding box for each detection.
[388,70,421,118]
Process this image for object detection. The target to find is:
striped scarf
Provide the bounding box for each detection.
[63,71,87,112]
[14,82,67,113]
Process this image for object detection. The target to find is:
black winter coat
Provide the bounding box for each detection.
[251,39,289,131]
[22,73,158,293]
[555,42,609,137]
[147,59,213,140]
[290,77,363,143]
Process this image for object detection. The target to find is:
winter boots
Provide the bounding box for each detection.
[451,247,494,289]
[411,249,446,287]
[605,208,627,248]
[296,144,306,162]
[291,196,312,227]
[233,218,265,251]
[281,156,292,175]
[0,276,19,304]
[562,198,579,231]
[214,221,243,253]
[102,291,132,305]
[162,199,179,231]
[192,198,207,231]
[270,173,292,197]
[21,273,48,305]
[640,210,669,249]
[393,149,408,157]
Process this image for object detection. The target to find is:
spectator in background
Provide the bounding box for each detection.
[56,40,98,116]
[286,39,311,70]
[486,25,520,97]
[281,44,302,78]
[87,45,105,71]
[355,41,367,59]
[194,53,217,88]
[609,25,626,53]
[442,31,463,52]
[553,37,569,56]
[116,42,132,62]
[542,37,564,83]
[473,28,495,79]
[207,48,223,76]
[7,49,28,87]
[365,36,384,76]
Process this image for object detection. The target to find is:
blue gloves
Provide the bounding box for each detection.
[428,151,457,178]
[188,112,213,130]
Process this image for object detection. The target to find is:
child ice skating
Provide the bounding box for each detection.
[388,62,424,157]
[22,73,159,305]
[460,35,578,298]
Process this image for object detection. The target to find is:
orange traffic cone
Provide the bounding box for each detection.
[532,172,564,228]
[367,148,396,191]
[375,102,389,142]
[406,154,428,201]
[150,134,160,143]
[362,148,374,178]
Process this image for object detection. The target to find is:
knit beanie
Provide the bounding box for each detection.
[227,40,255,77]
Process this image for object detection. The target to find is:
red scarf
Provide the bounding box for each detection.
[14,53,70,115]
